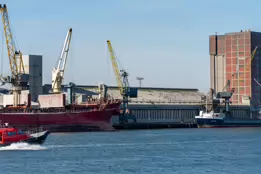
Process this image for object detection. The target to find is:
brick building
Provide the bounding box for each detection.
[210,30,261,106]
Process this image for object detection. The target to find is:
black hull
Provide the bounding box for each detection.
[24,130,51,145]
[196,118,261,128]
[113,122,197,129]
[0,130,50,147]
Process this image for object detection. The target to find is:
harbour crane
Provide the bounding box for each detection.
[249,46,259,98]
[0,4,29,107]
[238,46,259,81]
[50,28,72,94]
[106,40,138,123]
[237,46,259,99]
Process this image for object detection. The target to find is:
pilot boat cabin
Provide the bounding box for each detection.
[0,127,28,145]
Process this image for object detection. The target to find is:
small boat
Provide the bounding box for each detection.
[195,110,226,128]
[0,123,50,147]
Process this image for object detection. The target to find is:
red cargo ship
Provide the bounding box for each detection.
[0,99,122,132]
[0,4,122,133]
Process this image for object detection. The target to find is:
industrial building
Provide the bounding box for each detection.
[23,55,43,102]
[210,30,261,106]
[0,55,43,106]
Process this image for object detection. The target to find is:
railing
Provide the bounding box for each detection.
[128,99,204,105]
[0,122,10,128]
[25,127,45,135]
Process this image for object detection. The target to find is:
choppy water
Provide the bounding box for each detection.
[1,128,261,174]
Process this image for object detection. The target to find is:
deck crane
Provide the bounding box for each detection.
[50,28,72,94]
[0,4,29,107]
[107,40,138,124]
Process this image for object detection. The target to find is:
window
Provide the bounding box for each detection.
[7,132,16,136]
[18,131,24,135]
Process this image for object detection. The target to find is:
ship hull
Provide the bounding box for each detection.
[0,102,121,133]
[196,118,261,128]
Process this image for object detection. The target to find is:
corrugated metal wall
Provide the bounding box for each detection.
[209,35,225,92]
[131,109,198,123]
[110,104,253,125]
[210,55,215,90]
[215,55,226,92]
[23,55,43,102]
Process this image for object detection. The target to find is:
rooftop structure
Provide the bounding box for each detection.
[78,85,204,104]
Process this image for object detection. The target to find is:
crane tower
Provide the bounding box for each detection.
[107,40,138,124]
[50,28,72,94]
[0,4,29,107]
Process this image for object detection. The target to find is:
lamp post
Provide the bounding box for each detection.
[136,77,144,88]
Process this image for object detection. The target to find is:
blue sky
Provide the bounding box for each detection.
[0,0,260,93]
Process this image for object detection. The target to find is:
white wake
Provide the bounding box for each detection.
[0,142,47,151]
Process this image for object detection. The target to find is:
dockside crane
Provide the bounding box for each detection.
[50,28,72,94]
[236,46,260,101]
[239,46,259,81]
[0,4,29,107]
[107,40,138,123]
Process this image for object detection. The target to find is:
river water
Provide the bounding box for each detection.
[0,128,261,174]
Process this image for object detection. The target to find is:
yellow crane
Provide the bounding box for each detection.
[107,40,137,123]
[0,4,29,106]
[249,46,259,98]
[237,46,259,98]
[107,40,126,96]
[239,46,258,79]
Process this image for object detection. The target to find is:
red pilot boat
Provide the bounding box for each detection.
[0,123,50,147]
